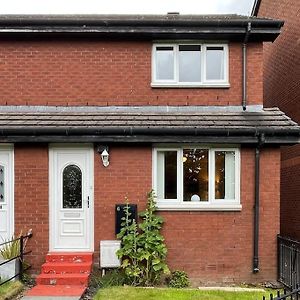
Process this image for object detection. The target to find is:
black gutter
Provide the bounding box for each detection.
[0,15,284,42]
[242,22,251,111]
[253,133,265,273]
[0,127,299,144]
[0,14,284,27]
[0,126,300,136]
[0,135,299,144]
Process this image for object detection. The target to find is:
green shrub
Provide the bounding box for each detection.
[168,270,190,288]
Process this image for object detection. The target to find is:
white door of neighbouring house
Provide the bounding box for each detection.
[0,145,14,242]
[49,145,94,251]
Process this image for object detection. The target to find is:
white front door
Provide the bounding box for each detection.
[50,146,94,251]
[0,145,14,241]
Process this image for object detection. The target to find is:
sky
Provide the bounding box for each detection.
[1,0,255,16]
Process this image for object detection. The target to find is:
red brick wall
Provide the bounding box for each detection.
[14,144,49,271]
[93,145,151,245]
[0,41,263,106]
[92,145,280,284]
[259,0,300,239]
[13,144,280,283]
[161,147,280,284]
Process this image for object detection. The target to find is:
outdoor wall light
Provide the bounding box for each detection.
[97,146,110,167]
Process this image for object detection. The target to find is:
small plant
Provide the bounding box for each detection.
[117,191,169,286]
[0,237,20,260]
[21,261,35,285]
[90,269,126,289]
[0,230,32,261]
[168,270,190,288]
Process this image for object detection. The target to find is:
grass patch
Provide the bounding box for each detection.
[94,286,271,300]
[0,281,23,300]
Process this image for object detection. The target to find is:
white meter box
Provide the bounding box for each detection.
[100,240,121,268]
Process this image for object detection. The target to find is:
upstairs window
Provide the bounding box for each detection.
[152,43,229,87]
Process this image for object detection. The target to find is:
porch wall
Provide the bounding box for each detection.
[14,144,49,270]
[15,144,280,284]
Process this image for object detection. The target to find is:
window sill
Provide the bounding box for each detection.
[156,203,242,211]
[151,83,230,89]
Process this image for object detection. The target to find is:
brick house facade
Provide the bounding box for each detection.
[257,0,300,240]
[0,14,299,285]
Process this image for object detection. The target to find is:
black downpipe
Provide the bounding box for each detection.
[253,133,265,273]
[251,0,262,17]
[242,22,251,111]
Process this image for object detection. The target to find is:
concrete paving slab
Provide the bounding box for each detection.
[198,286,265,292]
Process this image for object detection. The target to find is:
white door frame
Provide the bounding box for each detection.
[49,144,94,252]
[0,144,14,241]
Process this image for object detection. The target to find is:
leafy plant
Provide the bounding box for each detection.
[117,191,169,286]
[0,230,31,261]
[117,200,141,286]
[0,237,20,260]
[138,190,169,285]
[168,270,190,288]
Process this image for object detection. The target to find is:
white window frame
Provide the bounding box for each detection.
[151,43,229,88]
[152,146,241,211]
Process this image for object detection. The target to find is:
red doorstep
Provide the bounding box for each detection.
[25,252,93,297]
[26,285,86,297]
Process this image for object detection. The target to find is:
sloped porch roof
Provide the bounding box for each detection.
[0,106,299,144]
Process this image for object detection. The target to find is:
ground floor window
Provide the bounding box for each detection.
[153,146,241,211]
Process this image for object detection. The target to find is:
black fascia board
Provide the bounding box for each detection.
[0,15,284,42]
[0,135,298,145]
[0,14,284,27]
[0,126,299,144]
[0,26,281,42]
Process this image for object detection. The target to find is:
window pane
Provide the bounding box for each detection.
[156,151,177,199]
[215,151,235,200]
[63,164,82,209]
[155,46,174,80]
[179,45,201,82]
[206,46,224,80]
[183,149,208,202]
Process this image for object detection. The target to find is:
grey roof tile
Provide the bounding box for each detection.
[0,106,299,144]
[0,106,297,129]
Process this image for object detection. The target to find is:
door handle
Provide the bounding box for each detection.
[87,196,90,208]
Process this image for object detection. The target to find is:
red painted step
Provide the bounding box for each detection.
[26,252,93,298]
[36,272,90,286]
[42,261,92,274]
[46,252,93,263]
[26,284,86,297]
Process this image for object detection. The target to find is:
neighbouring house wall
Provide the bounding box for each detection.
[258,0,300,240]
[0,41,263,107]
[14,144,49,271]
[13,144,280,283]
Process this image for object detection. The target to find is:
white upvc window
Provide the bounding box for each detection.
[153,146,241,211]
[151,43,229,87]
